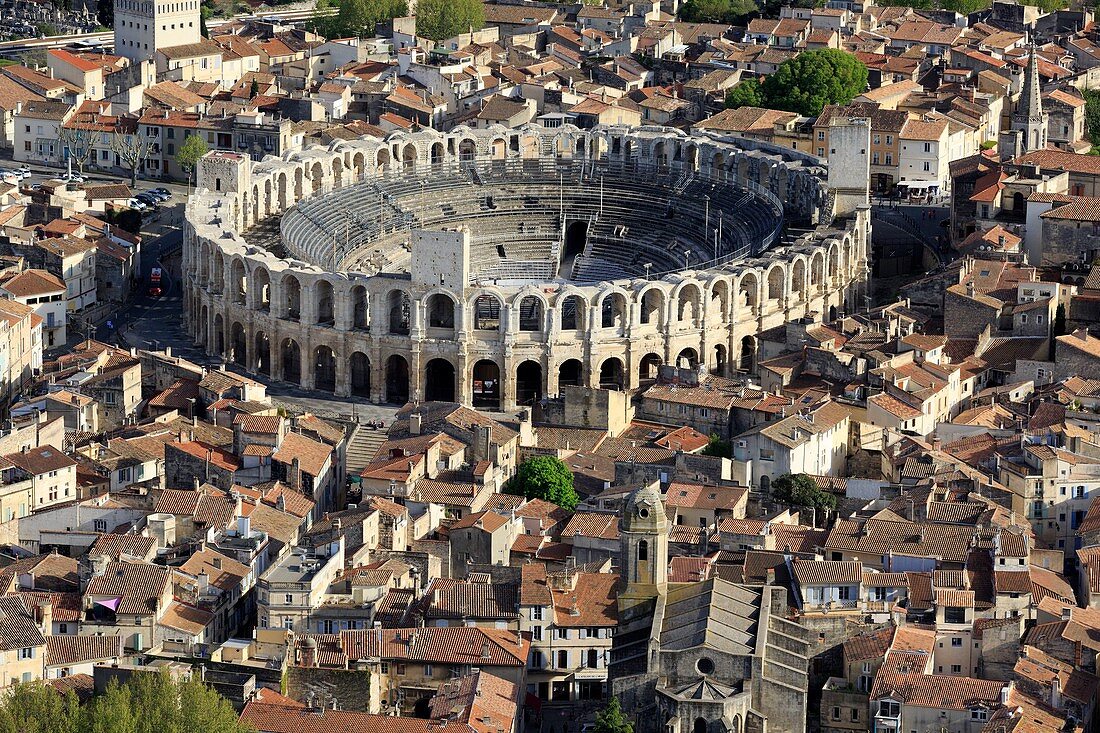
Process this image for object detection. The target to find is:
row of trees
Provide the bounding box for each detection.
[0,672,249,733]
[724,49,868,117]
[57,126,208,186]
[310,0,482,41]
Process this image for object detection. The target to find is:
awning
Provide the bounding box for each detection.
[94,597,122,612]
[898,181,940,190]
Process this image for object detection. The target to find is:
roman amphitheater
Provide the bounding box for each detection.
[183,123,871,410]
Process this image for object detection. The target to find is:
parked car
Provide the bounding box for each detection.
[144,190,169,203]
[152,187,172,199]
[127,198,147,210]
[136,193,160,206]
[15,165,29,174]
[61,173,84,183]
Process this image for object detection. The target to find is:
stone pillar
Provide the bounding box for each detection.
[369,347,385,404]
[335,349,350,397]
[501,355,516,409]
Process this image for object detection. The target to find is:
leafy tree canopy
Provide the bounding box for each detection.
[724,79,765,110]
[415,0,484,42]
[505,455,578,511]
[761,49,868,116]
[594,698,634,733]
[771,473,837,510]
[680,0,758,24]
[176,134,210,180]
[0,671,249,733]
[316,0,408,39]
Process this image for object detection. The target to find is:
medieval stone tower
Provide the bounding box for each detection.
[620,481,669,600]
[1012,46,1047,154]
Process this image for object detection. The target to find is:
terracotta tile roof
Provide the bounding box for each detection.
[519,563,552,606]
[6,446,76,475]
[0,596,46,651]
[449,511,509,533]
[158,601,212,636]
[240,702,473,733]
[549,572,618,626]
[668,557,714,583]
[0,554,79,593]
[844,626,894,662]
[0,269,64,297]
[46,635,121,667]
[84,561,169,616]
[792,559,862,586]
[560,512,618,541]
[179,548,250,590]
[89,534,155,560]
[13,592,81,622]
[341,626,528,666]
[664,482,746,511]
[825,518,975,564]
[426,578,519,620]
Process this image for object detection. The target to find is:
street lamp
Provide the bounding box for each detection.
[643,262,652,281]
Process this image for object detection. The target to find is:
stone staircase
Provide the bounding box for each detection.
[346,423,388,475]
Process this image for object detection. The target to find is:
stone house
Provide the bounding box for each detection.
[447,510,521,578]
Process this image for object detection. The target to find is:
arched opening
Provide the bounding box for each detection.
[283,275,301,321]
[255,332,270,375]
[213,314,225,356]
[332,158,343,189]
[253,268,271,311]
[430,142,444,166]
[197,304,208,346]
[791,260,806,302]
[459,139,476,162]
[316,280,335,325]
[413,697,431,719]
[350,352,371,396]
[560,295,584,330]
[231,259,246,304]
[518,296,543,332]
[1013,191,1025,212]
[277,174,287,210]
[293,168,303,199]
[767,266,784,303]
[310,162,323,193]
[639,353,662,383]
[677,285,701,325]
[640,289,665,326]
[739,273,759,315]
[473,294,501,331]
[282,339,302,385]
[558,359,583,388]
[427,293,456,329]
[402,144,417,169]
[491,138,506,160]
[425,359,456,402]
[516,360,542,405]
[739,335,756,372]
[713,344,727,375]
[230,322,246,367]
[693,718,707,733]
[211,254,224,293]
[351,285,369,330]
[760,475,770,493]
[710,281,729,322]
[599,358,624,390]
[314,346,336,392]
[353,152,365,178]
[639,539,648,561]
[385,355,409,404]
[829,304,838,321]
[472,359,501,410]
[601,293,626,330]
[376,148,391,173]
[560,221,587,278]
[676,348,698,369]
[388,290,410,335]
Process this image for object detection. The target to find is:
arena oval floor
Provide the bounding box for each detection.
[184,124,871,410]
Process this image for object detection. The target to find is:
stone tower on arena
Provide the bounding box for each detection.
[114,0,201,62]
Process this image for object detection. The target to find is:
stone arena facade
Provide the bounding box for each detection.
[183,124,871,410]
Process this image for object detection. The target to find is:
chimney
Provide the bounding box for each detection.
[197,570,209,595]
[35,600,52,632]
[410,412,422,436]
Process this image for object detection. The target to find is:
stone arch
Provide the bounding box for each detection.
[639,287,666,327]
[425,358,457,402]
[230,258,247,304]
[559,294,586,331]
[199,242,211,285]
[675,282,703,326]
[293,167,304,200]
[313,345,336,392]
[316,279,335,325]
[709,279,730,322]
[458,138,477,162]
[639,352,662,381]
[653,139,668,168]
[332,157,344,189]
[600,291,627,330]
[211,251,224,293]
[810,251,825,290]
[472,359,501,410]
[791,258,807,302]
[766,264,786,304]
[282,338,302,385]
[517,295,544,332]
[277,172,288,210]
[490,137,506,160]
[402,143,418,169]
[712,151,726,181]
[213,313,225,356]
[255,331,270,374]
[310,161,324,193]
[263,179,272,216]
[387,290,410,335]
[352,151,366,178]
[558,359,583,388]
[430,142,444,166]
[351,284,369,330]
[676,347,699,368]
[350,352,370,396]
[516,360,542,405]
[376,147,391,173]
[385,354,410,404]
[599,357,625,390]
[197,304,209,346]
[473,293,503,331]
[713,343,727,375]
[283,274,301,320]
[427,292,456,329]
[739,271,760,315]
[230,322,246,366]
[739,335,756,372]
[253,266,271,311]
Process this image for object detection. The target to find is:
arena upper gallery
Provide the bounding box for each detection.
[184,123,872,410]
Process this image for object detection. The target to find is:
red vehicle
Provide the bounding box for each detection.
[148,267,162,297]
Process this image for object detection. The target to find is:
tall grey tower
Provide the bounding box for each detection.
[1012,47,1048,153]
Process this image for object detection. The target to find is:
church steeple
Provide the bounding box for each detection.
[1012,44,1047,153]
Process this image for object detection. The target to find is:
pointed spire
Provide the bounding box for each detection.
[1018,44,1043,124]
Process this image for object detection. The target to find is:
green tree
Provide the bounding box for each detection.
[178,676,248,733]
[680,0,758,23]
[505,455,578,511]
[724,79,765,110]
[0,683,83,733]
[87,681,136,733]
[762,49,868,116]
[701,433,731,458]
[771,473,837,511]
[177,133,209,190]
[594,698,633,733]
[36,23,59,36]
[1085,89,1100,147]
[249,77,260,99]
[415,0,484,42]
